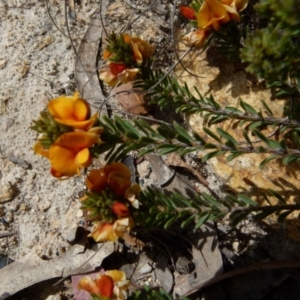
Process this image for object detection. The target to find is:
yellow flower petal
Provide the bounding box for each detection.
[123,34,132,44]
[197,0,230,31]
[49,145,80,177]
[33,141,49,158]
[105,270,126,282]
[54,131,100,149]
[99,67,118,86]
[235,0,248,12]
[113,217,134,237]
[48,95,75,121]
[73,98,91,121]
[124,183,141,208]
[47,132,98,177]
[48,92,96,130]
[86,168,107,192]
[89,222,118,242]
[221,0,248,12]
[78,276,101,296]
[88,126,105,135]
[75,148,93,168]
[104,163,132,196]
[131,37,155,64]
[117,68,140,84]
[182,29,210,47]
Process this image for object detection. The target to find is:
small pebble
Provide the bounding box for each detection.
[5,211,14,223]
[39,201,51,211]
[76,209,84,218]
[19,204,29,211]
[139,263,152,274]
[232,241,241,252]
[0,183,16,203]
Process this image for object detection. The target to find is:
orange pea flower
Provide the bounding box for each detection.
[104,163,132,196]
[110,63,128,76]
[117,68,140,84]
[78,270,129,300]
[89,222,118,242]
[180,6,197,20]
[197,0,231,31]
[78,276,102,297]
[112,202,130,217]
[96,275,114,298]
[182,29,210,47]
[219,0,248,21]
[130,37,155,65]
[86,168,108,193]
[113,217,135,238]
[99,66,140,87]
[47,91,97,130]
[90,217,134,242]
[34,131,100,178]
[124,183,141,209]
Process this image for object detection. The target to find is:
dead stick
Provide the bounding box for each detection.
[0,231,16,239]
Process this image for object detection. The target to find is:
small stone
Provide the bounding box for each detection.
[39,200,51,211]
[0,182,16,203]
[5,211,14,223]
[0,60,6,69]
[20,204,29,211]
[76,209,84,218]
[232,241,241,253]
[139,263,152,274]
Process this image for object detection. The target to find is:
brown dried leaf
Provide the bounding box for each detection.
[0,243,114,298]
[163,153,209,187]
[113,82,152,115]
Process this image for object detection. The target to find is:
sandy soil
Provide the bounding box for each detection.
[0,0,101,262]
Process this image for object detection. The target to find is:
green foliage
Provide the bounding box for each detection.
[134,71,300,166]
[212,21,245,61]
[240,0,300,94]
[30,111,71,149]
[80,189,116,222]
[133,188,300,229]
[104,32,134,66]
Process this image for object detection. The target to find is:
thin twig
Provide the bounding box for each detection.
[0,231,16,239]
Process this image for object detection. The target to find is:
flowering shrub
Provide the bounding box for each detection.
[81,163,140,242]
[180,0,248,46]
[31,92,103,178]
[78,270,130,300]
[100,33,155,86]
[28,3,300,299]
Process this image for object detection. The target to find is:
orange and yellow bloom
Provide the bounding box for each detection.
[35,131,100,178]
[85,163,136,199]
[47,91,97,131]
[100,33,155,86]
[89,217,134,242]
[78,270,130,300]
[81,163,140,243]
[33,92,102,178]
[180,0,248,46]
